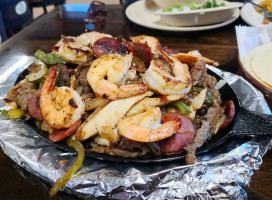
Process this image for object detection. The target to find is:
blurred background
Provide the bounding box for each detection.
[32,1,119,19]
[0,0,241,43]
[0,0,134,43]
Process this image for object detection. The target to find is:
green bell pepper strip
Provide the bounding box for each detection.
[8,109,25,118]
[35,50,66,65]
[170,101,192,115]
[49,137,85,197]
[1,109,10,119]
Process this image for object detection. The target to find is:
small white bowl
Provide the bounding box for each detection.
[153,0,206,9]
[155,1,243,26]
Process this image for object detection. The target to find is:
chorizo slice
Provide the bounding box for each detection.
[159,113,195,155]
[124,41,153,67]
[28,89,44,121]
[93,37,126,57]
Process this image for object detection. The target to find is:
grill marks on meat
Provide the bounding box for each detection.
[90,138,151,158]
[195,106,223,148]
[4,81,37,111]
[190,59,206,86]
[185,105,223,164]
[57,64,70,87]
[198,72,217,89]
[185,58,225,164]
[190,58,217,89]
[210,88,222,107]
[76,67,90,87]
[118,138,148,151]
[15,82,37,111]
[75,65,92,95]
[89,146,150,158]
[63,38,90,55]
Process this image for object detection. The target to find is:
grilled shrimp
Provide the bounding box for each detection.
[175,50,219,67]
[87,53,148,100]
[117,107,181,143]
[53,37,93,64]
[76,31,113,48]
[142,51,192,95]
[40,66,85,129]
[130,35,160,56]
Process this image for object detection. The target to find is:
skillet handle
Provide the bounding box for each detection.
[230,106,272,137]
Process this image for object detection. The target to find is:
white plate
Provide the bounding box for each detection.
[240,42,272,96]
[156,1,243,27]
[240,0,272,27]
[125,0,240,32]
[241,42,272,88]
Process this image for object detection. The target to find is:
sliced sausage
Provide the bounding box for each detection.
[160,45,179,55]
[93,37,126,57]
[28,89,44,121]
[159,113,195,155]
[124,41,153,67]
[220,100,235,129]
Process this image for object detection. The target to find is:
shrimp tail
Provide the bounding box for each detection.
[97,83,149,100]
[149,120,181,141]
[119,119,181,143]
[159,49,172,63]
[119,84,149,98]
[175,53,219,67]
[43,66,58,92]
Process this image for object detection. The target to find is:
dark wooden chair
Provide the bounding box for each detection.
[0,0,32,37]
[29,0,65,15]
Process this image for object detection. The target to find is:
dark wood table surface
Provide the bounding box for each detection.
[0,4,271,200]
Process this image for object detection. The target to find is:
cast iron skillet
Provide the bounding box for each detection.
[16,69,272,163]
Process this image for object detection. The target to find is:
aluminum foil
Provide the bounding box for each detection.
[0,62,271,200]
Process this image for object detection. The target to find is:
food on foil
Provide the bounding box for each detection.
[3,32,235,195]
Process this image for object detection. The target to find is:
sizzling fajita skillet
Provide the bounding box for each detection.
[16,68,272,164]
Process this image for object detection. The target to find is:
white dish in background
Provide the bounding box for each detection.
[125,0,240,32]
[153,0,205,9]
[241,0,272,27]
[240,42,272,97]
[156,1,243,26]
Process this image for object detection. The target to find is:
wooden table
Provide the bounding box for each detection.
[0,4,271,200]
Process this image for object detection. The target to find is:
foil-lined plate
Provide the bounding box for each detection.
[0,62,271,199]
